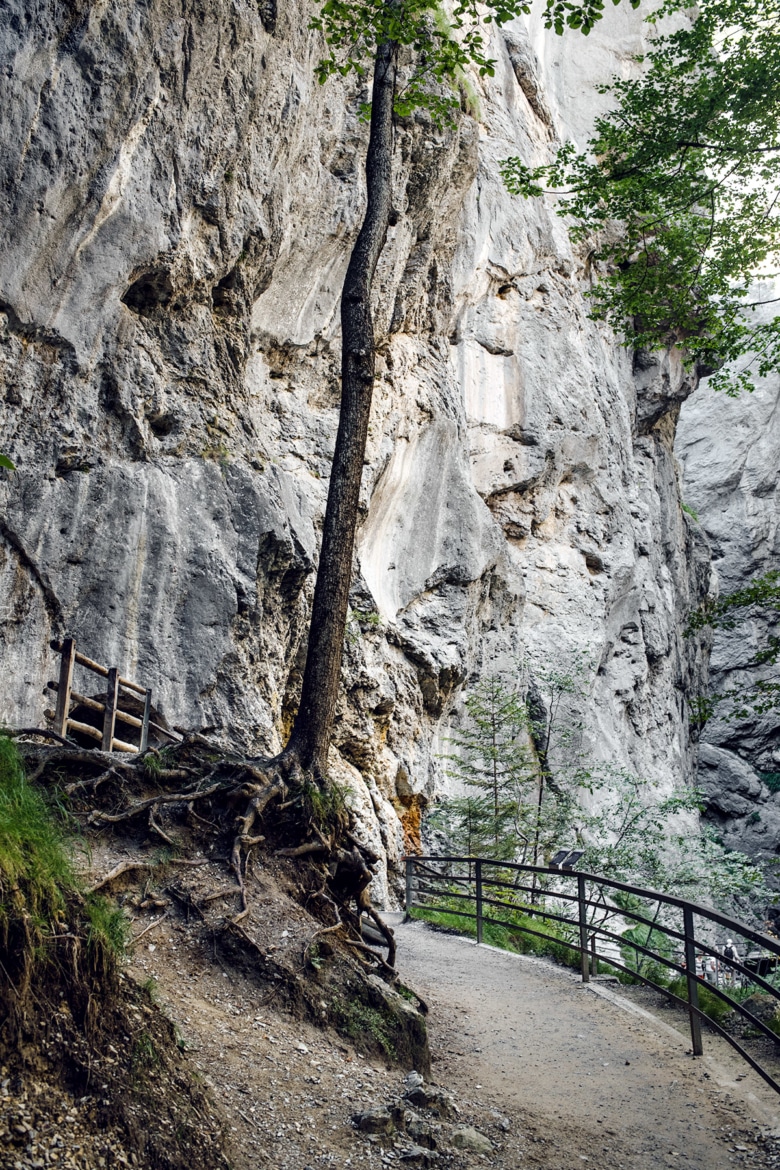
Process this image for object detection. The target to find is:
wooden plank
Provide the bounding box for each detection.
[111,736,139,754]
[50,640,147,695]
[150,722,183,743]
[47,682,143,730]
[53,638,76,737]
[102,668,119,752]
[51,639,108,680]
[66,718,102,742]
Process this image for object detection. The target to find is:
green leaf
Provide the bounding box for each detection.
[0,454,15,470]
[503,0,780,393]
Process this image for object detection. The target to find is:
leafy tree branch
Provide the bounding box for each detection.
[501,0,780,395]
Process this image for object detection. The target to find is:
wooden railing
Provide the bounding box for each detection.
[46,638,176,754]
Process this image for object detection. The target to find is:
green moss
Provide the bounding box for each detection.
[332,996,397,1059]
[295,775,350,835]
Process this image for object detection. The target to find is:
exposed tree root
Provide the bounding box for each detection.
[89,857,206,893]
[15,737,399,980]
[343,937,397,978]
[86,782,225,826]
[8,727,74,747]
[129,912,170,948]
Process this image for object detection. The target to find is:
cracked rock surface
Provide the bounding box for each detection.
[1,3,711,896]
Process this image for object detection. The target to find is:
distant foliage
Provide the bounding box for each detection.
[502,0,780,395]
[431,672,769,913]
[311,0,640,124]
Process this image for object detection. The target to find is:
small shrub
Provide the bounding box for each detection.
[85,894,129,961]
[666,977,734,1026]
[132,1030,160,1079]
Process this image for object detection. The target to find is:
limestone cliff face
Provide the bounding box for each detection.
[676,289,780,881]
[0,1,709,901]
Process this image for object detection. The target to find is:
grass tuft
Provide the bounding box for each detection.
[0,733,127,981]
[0,733,74,936]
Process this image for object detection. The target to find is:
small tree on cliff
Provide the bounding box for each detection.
[242,0,645,963]
[282,0,639,781]
[687,569,780,727]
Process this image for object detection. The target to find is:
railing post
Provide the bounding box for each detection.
[102,667,119,752]
[475,859,483,945]
[139,689,152,752]
[683,905,704,1057]
[578,874,590,983]
[54,637,76,738]
[405,857,413,915]
[590,933,598,977]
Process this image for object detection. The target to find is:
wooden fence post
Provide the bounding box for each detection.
[54,638,76,738]
[140,690,152,753]
[405,857,414,916]
[102,668,119,752]
[475,859,483,945]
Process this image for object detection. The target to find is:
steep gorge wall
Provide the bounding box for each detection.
[677,290,780,882]
[0,0,709,901]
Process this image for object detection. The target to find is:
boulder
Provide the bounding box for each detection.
[451,1126,494,1155]
[403,1083,456,1119]
[352,1107,395,1136]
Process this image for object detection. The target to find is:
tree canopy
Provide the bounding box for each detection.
[312,0,640,124]
[501,0,780,395]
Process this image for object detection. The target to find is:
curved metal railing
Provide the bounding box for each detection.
[404,854,780,1094]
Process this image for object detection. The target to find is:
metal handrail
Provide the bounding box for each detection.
[404,854,780,1095]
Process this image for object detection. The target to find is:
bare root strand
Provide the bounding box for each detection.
[86,782,224,826]
[275,841,329,859]
[88,860,154,894]
[201,888,242,905]
[148,807,176,846]
[88,857,205,893]
[364,903,396,969]
[65,767,120,796]
[128,913,170,949]
[229,778,287,923]
[343,937,397,978]
[9,727,75,747]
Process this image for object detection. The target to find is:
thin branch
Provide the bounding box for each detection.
[128,912,170,948]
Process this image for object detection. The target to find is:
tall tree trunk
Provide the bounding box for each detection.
[285,42,397,777]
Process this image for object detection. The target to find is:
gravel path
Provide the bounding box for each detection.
[393,917,780,1169]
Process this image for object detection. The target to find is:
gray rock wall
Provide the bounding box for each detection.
[676,287,780,879]
[0,1,710,901]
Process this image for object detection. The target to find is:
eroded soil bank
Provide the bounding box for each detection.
[6,902,780,1169]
